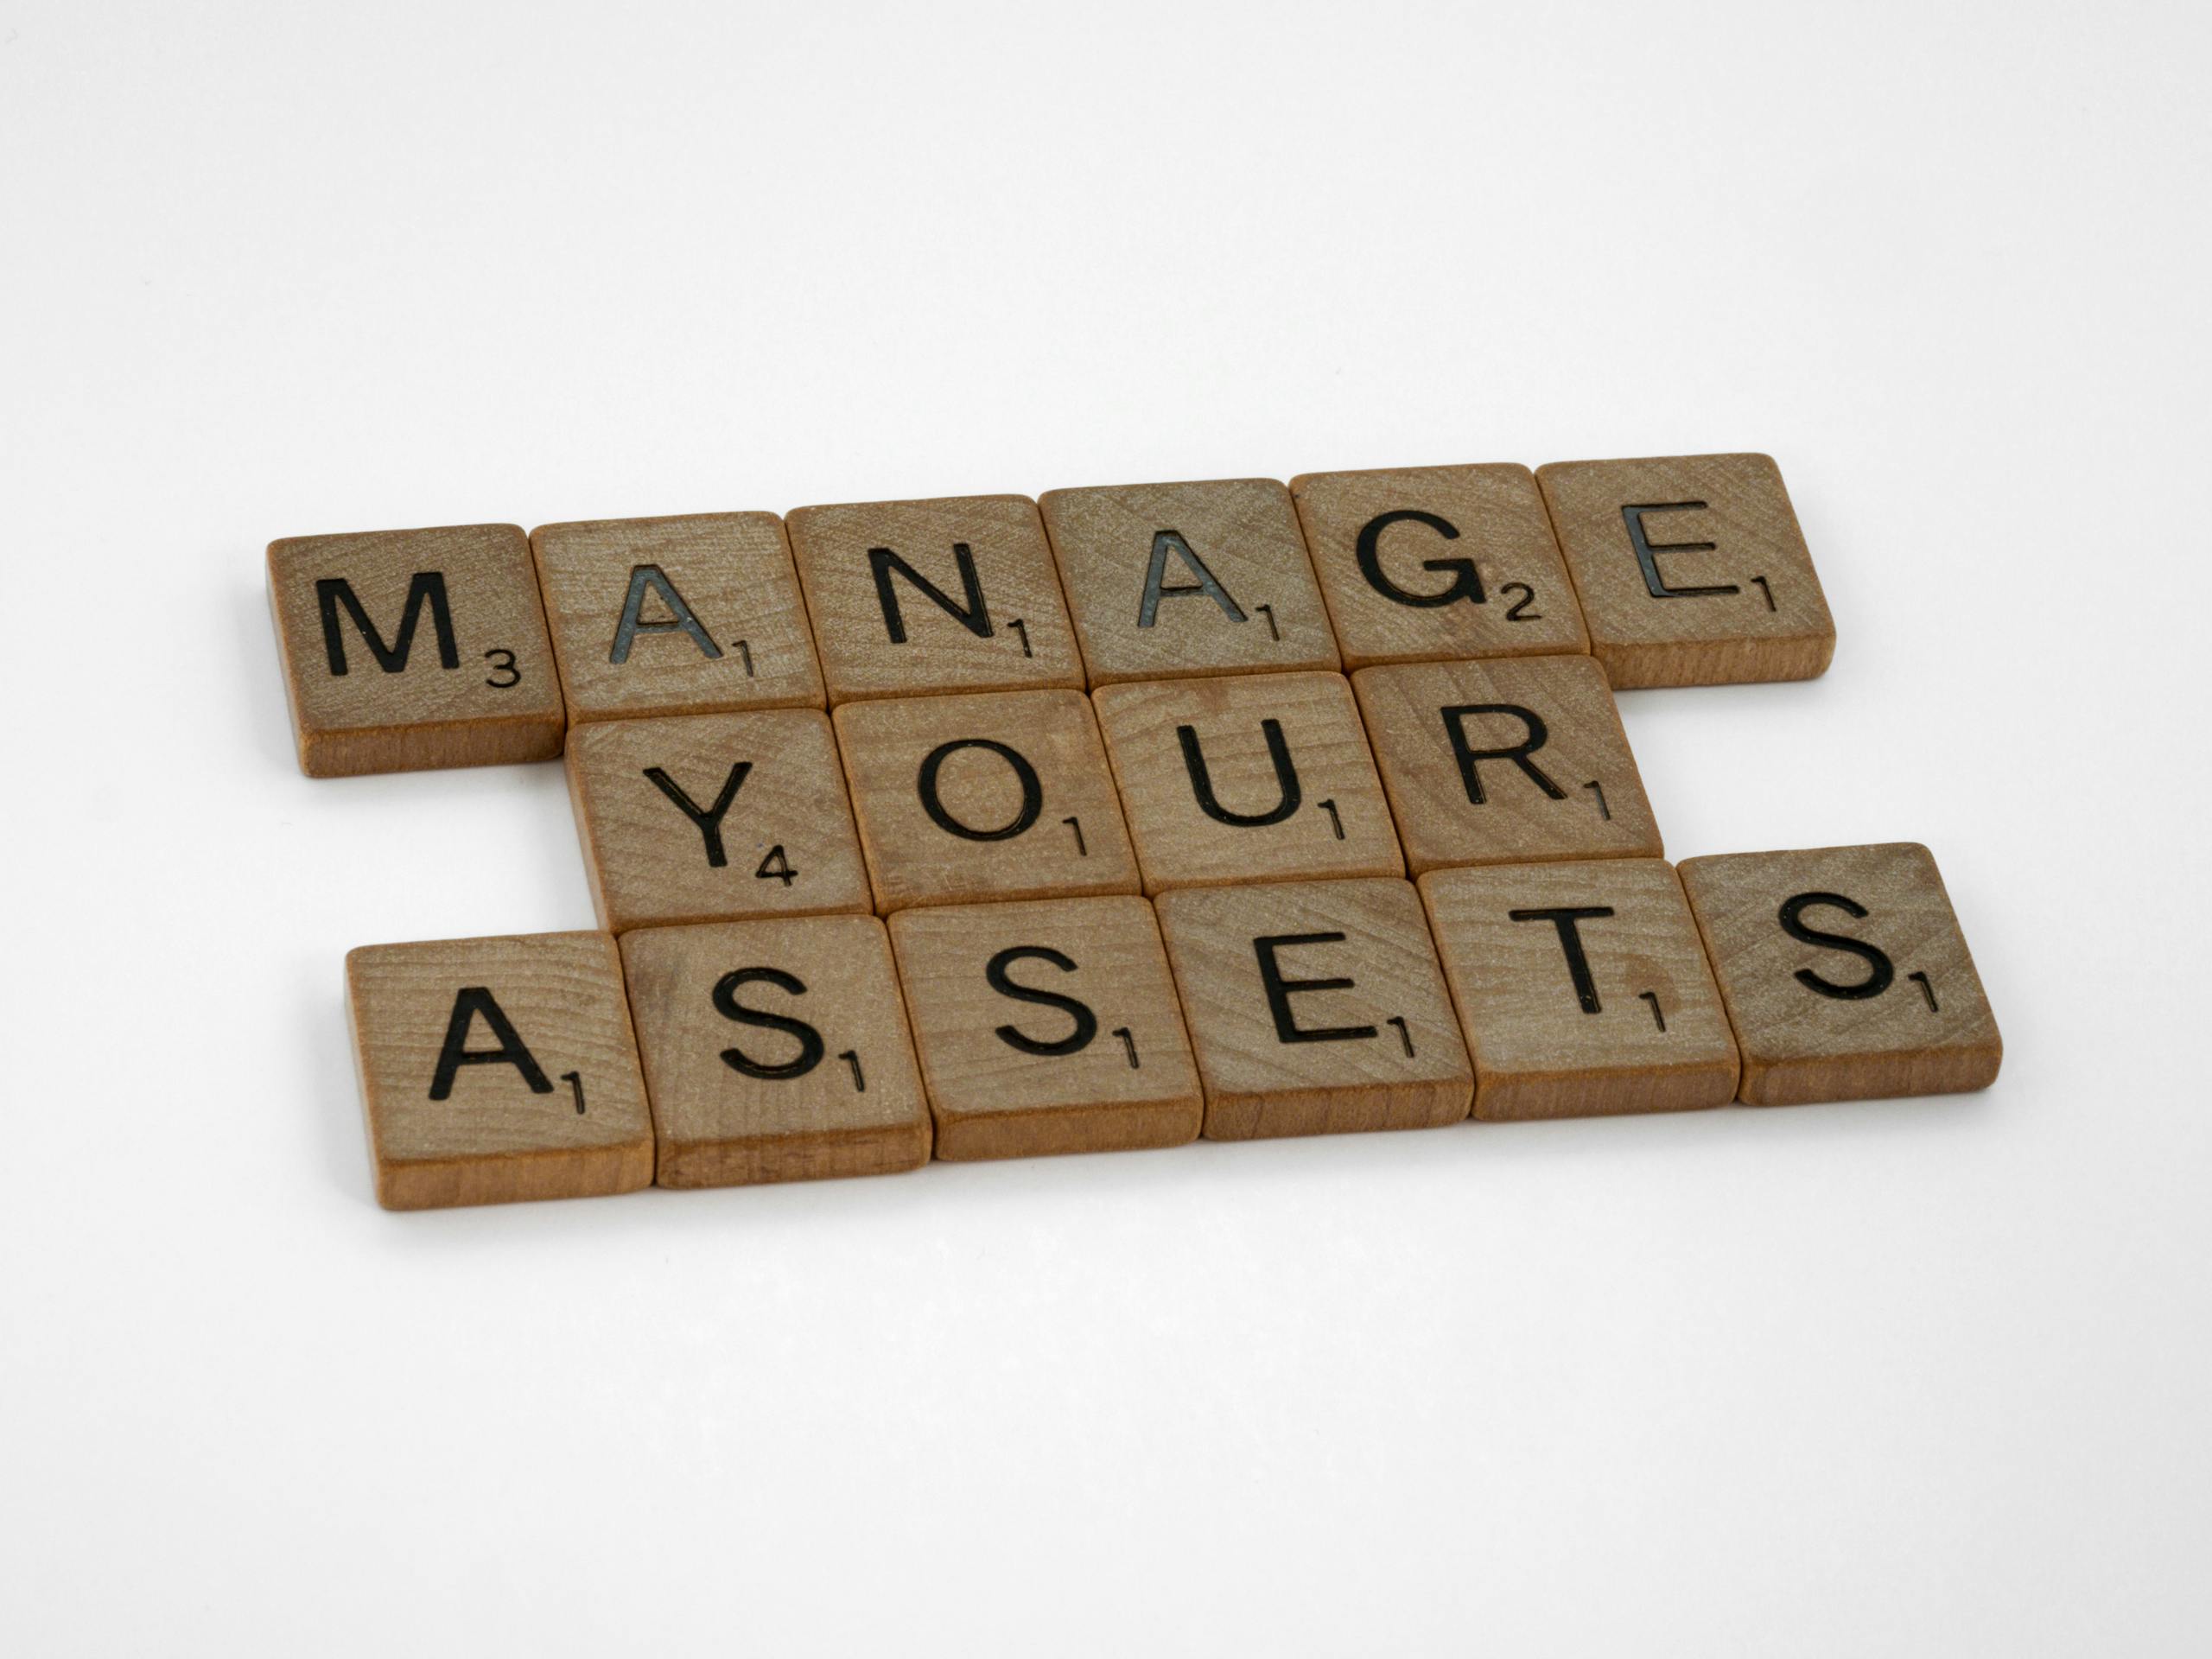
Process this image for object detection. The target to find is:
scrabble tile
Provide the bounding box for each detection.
[1678,842,2002,1106]
[887,897,1203,1160]
[1420,859,1738,1120]
[269,523,564,777]
[785,494,1084,703]
[344,931,653,1210]
[1535,453,1834,689]
[834,688,1140,912]
[1351,655,1662,873]
[1288,463,1591,667]
[620,914,930,1186]
[529,512,823,722]
[566,709,870,933]
[1153,878,1471,1140]
[1038,477,1340,686]
[1092,671,1402,894]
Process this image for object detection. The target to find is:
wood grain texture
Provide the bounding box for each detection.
[887,896,1202,1160]
[620,915,930,1186]
[1535,453,1834,689]
[1038,478,1340,686]
[1153,878,1471,1141]
[785,494,1084,704]
[833,687,1140,912]
[1351,655,1662,873]
[529,512,823,722]
[269,523,564,777]
[1288,463,1591,667]
[1678,842,2002,1106]
[566,709,870,933]
[344,931,652,1210]
[1421,859,1737,1120]
[1092,671,1402,894]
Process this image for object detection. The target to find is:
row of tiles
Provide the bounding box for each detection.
[270,455,1836,778]
[569,658,1657,927]
[349,845,2002,1211]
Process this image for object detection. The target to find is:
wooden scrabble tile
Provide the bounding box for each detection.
[1351,655,1662,873]
[566,709,870,933]
[344,931,653,1209]
[1038,477,1340,686]
[1420,859,1738,1120]
[269,523,565,777]
[620,914,930,1186]
[833,688,1140,912]
[529,512,823,722]
[887,897,1203,1160]
[1535,453,1834,688]
[785,494,1084,704]
[1092,671,1402,894]
[1678,842,2002,1106]
[1153,878,1471,1140]
[1288,463,1591,667]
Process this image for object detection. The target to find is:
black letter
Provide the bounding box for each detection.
[985,945,1099,1057]
[1177,719,1302,827]
[1778,892,1896,1001]
[429,987,553,1099]
[917,739,1043,841]
[610,563,723,664]
[1355,509,1485,607]
[1137,531,1247,627]
[868,543,994,644]
[1508,906,1618,1014]
[642,761,753,868]
[1253,931,1377,1045]
[712,967,827,1078]
[316,571,460,676]
[1440,703,1567,803]
[1620,503,1740,600]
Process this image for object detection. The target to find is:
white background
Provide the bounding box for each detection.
[3,2,2208,1652]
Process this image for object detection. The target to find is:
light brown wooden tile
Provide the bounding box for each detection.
[566,709,870,933]
[834,688,1139,912]
[888,897,1202,1160]
[345,931,652,1210]
[1289,463,1590,668]
[1351,655,1661,873]
[1535,453,1834,688]
[1038,478,1340,686]
[269,523,564,777]
[1153,878,1471,1141]
[1678,842,2002,1106]
[1092,671,1401,894]
[785,494,1084,704]
[1421,859,1738,1121]
[620,915,930,1186]
[529,512,823,723]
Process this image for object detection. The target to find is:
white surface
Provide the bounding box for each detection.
[3,2,2208,1652]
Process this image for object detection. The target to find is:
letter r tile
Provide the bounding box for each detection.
[1351,654,1662,873]
[269,523,565,777]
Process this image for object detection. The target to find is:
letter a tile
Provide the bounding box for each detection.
[269,523,565,777]
[620,915,931,1186]
[1535,453,1834,688]
[1421,859,1737,1120]
[1153,878,1471,1140]
[1678,842,2002,1105]
[888,897,1203,1160]
[530,512,823,722]
[833,688,1139,912]
[345,931,653,1209]
[1351,655,1662,872]
[566,709,871,932]
[1039,478,1339,686]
